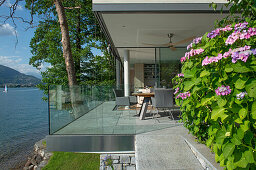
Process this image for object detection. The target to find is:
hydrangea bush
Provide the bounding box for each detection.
[173,19,256,169]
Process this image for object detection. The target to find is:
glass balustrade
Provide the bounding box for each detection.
[48,85,180,135]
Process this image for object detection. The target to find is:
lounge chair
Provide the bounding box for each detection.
[112,89,137,110]
[151,88,175,120]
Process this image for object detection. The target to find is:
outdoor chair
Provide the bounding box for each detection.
[112,89,137,110]
[151,88,175,120]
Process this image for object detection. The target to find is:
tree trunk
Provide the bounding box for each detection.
[54,0,77,86]
[75,8,81,82]
[54,0,86,119]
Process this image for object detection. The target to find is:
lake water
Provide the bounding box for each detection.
[0,88,48,169]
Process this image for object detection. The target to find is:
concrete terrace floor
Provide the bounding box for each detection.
[54,101,180,135]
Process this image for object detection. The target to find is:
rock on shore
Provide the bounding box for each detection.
[23,139,52,170]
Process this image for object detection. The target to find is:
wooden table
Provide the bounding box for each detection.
[132,93,154,120]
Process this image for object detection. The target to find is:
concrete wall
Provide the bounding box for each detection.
[93,0,228,4]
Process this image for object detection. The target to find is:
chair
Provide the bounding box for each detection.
[151,88,175,120]
[112,89,137,110]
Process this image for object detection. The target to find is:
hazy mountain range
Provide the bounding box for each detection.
[0,65,41,86]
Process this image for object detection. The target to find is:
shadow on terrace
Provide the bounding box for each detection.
[49,85,181,135]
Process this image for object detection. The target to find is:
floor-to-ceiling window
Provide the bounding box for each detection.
[155,47,187,88]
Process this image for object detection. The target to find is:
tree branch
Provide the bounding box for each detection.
[64,6,81,9]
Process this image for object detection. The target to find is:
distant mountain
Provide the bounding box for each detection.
[0,65,41,86]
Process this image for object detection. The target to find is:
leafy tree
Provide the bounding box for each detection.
[211,0,256,27]
[26,0,115,95]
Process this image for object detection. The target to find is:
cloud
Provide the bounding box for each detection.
[0,56,41,77]
[0,23,16,36]
[4,0,23,10]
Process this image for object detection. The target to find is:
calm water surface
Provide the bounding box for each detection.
[0,88,48,169]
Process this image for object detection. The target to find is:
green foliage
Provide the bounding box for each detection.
[173,20,256,169]
[43,152,100,170]
[25,0,115,97]
[210,0,256,27]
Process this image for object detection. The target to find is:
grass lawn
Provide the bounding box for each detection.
[43,152,100,170]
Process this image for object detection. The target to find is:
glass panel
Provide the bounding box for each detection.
[158,48,187,88]
[49,85,180,135]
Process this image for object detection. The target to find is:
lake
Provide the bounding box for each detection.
[0,88,48,169]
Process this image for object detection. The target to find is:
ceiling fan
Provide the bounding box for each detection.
[143,33,195,51]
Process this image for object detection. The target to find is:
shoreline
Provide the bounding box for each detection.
[0,149,33,170]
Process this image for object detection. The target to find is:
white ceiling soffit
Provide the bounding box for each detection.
[102,13,227,48]
[93,0,228,4]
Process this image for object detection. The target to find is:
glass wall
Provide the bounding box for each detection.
[156,47,187,88]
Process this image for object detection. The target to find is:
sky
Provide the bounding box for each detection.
[0,1,102,79]
[0,1,43,78]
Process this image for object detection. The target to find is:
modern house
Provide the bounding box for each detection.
[46,0,229,153]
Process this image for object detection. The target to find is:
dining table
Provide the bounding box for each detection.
[132,92,154,120]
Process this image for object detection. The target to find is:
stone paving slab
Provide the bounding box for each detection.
[135,125,223,170]
[135,125,204,170]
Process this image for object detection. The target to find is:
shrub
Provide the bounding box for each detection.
[173,18,256,169]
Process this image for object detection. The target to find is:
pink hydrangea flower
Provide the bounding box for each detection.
[207,25,233,39]
[187,37,202,50]
[215,85,231,96]
[231,46,252,63]
[234,22,248,32]
[236,92,247,100]
[202,54,223,66]
[176,91,191,99]
[184,48,204,60]
[225,32,240,45]
[202,46,253,66]
[180,57,186,63]
[222,49,232,58]
[174,87,179,95]
[177,73,184,77]
[226,27,256,45]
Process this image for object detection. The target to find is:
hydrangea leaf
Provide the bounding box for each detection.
[231,134,241,145]
[245,79,256,98]
[184,69,196,78]
[183,81,194,91]
[244,131,253,145]
[235,78,247,89]
[217,98,227,107]
[240,120,250,132]
[232,62,252,73]
[200,70,210,77]
[236,128,244,140]
[251,101,256,120]
[211,107,228,122]
[225,65,234,72]
[238,108,247,120]
[234,155,248,168]
[244,149,255,163]
[216,128,226,145]
[223,143,235,159]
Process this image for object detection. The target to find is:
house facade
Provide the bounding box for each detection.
[46,0,229,152]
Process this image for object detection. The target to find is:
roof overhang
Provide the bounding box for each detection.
[93,0,229,62]
[93,0,229,12]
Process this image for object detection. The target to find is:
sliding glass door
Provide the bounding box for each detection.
[155,47,187,88]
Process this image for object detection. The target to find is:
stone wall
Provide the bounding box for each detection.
[100,154,136,170]
[23,139,52,170]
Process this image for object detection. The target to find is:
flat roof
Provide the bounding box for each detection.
[93,0,229,12]
[93,0,228,4]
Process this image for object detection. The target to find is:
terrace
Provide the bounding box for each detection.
[47,85,181,151]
